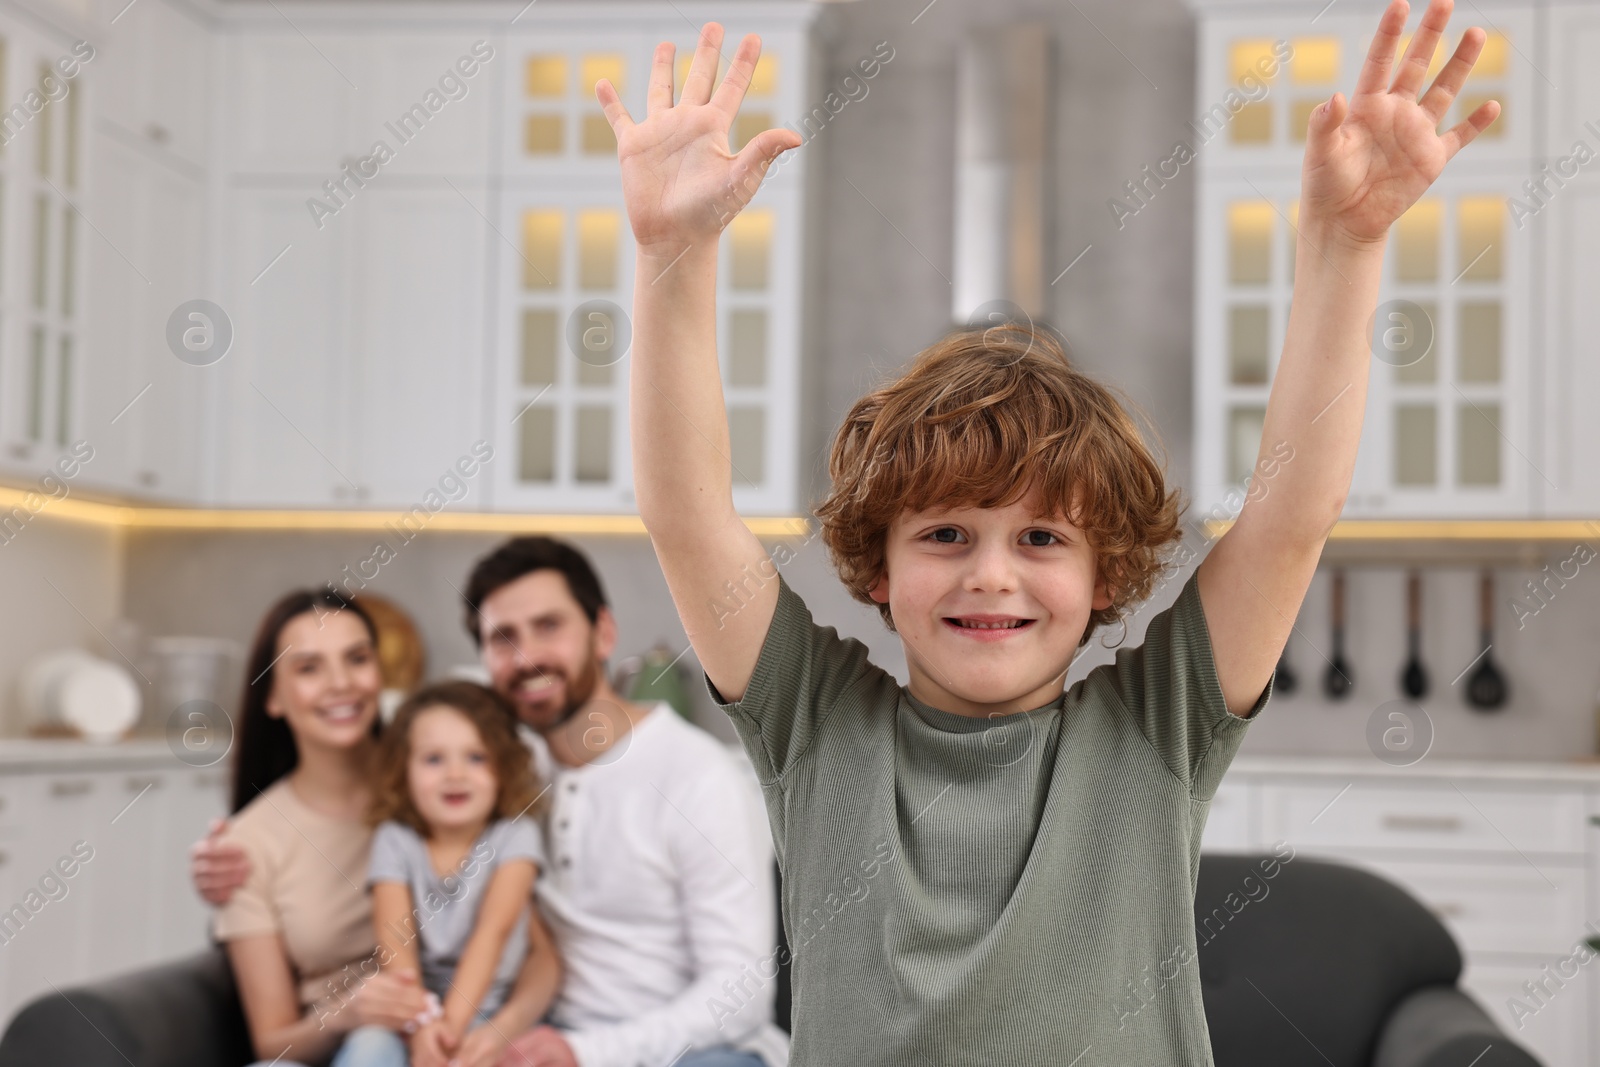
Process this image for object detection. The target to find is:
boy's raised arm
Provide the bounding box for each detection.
[1197,0,1500,716]
[597,24,801,703]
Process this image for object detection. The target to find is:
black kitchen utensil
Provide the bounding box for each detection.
[1465,568,1508,711]
[1323,567,1354,699]
[1274,647,1298,695]
[1400,569,1429,699]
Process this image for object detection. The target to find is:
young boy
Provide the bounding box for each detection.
[597,1,1497,1061]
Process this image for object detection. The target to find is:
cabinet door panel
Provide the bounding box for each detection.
[353,190,490,508]
[227,33,364,175]
[132,165,208,500]
[79,132,147,492]
[1539,184,1600,516]
[358,36,495,180]
[220,189,352,506]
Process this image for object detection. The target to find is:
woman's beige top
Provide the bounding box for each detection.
[212,776,377,1013]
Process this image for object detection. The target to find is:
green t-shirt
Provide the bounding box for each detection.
[705,566,1271,1065]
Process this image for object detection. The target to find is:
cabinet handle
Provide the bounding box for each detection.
[126,775,163,792]
[145,123,170,145]
[1589,815,1600,827]
[0,850,7,866]
[138,470,159,487]
[1381,813,1462,833]
[51,779,93,797]
[1431,901,1465,919]
[7,443,29,460]
[0,795,7,814]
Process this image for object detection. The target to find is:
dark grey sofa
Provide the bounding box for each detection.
[0,854,1541,1067]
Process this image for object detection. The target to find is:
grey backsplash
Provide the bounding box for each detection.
[118,529,1600,762]
[30,0,1600,759]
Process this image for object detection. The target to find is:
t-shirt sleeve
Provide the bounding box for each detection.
[703,570,881,784]
[211,826,280,942]
[365,821,415,886]
[1101,566,1272,799]
[490,817,545,870]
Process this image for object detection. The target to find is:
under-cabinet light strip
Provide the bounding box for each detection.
[0,486,811,537]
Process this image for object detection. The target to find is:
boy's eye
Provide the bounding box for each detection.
[1025,530,1062,547]
[928,527,963,543]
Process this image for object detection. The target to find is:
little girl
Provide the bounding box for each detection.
[344,680,558,1067]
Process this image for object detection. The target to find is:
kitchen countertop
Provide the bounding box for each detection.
[0,736,200,773]
[1231,752,1600,785]
[2,736,1600,784]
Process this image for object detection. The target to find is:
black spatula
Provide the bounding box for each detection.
[1400,569,1428,699]
[1324,567,1353,700]
[1465,568,1508,711]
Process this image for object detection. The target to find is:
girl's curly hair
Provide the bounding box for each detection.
[368,680,546,835]
[813,321,1187,647]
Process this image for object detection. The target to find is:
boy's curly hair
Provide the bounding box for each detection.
[813,322,1186,647]
[368,680,547,835]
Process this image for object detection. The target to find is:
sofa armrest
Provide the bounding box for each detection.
[1373,986,1543,1067]
[0,947,253,1067]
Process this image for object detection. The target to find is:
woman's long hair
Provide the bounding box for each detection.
[231,590,380,814]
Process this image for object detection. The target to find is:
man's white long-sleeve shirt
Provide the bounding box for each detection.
[525,703,789,1067]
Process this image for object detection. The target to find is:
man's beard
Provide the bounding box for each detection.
[503,637,602,733]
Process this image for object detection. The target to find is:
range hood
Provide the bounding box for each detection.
[952,22,1055,327]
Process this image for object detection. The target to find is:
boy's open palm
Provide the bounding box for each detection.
[596,22,801,257]
[1301,0,1500,245]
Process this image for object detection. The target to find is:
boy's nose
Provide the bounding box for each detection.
[964,542,1019,593]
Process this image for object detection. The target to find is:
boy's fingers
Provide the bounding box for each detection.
[1416,25,1482,124]
[596,79,635,136]
[1352,0,1408,98]
[646,40,675,116]
[1438,99,1497,161]
[1390,0,1452,101]
[709,33,761,119]
[681,22,724,107]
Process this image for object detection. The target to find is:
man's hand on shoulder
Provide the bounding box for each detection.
[191,815,250,905]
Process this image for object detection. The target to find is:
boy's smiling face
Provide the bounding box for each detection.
[867,485,1114,720]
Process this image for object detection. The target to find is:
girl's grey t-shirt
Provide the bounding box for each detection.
[705,567,1271,1066]
[366,816,545,1019]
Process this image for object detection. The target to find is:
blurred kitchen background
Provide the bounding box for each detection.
[0,0,1597,1062]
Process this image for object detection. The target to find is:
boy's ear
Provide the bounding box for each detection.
[1091,565,1117,612]
[867,571,889,604]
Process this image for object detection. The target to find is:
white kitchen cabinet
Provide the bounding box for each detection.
[224,31,366,177]
[84,769,170,980]
[216,186,353,506]
[350,188,492,509]
[2,772,99,1021]
[0,14,90,482]
[1188,3,1568,521]
[1533,7,1600,521]
[1207,757,1600,1067]
[0,745,230,1032]
[81,130,209,501]
[92,0,212,170]
[225,28,494,180]
[493,18,812,515]
[1200,779,1255,851]
[219,183,495,509]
